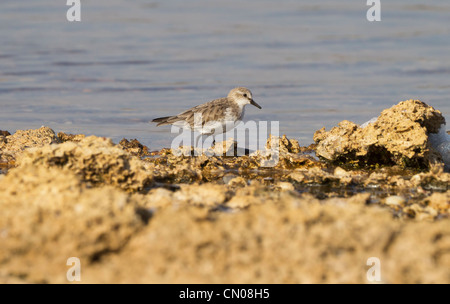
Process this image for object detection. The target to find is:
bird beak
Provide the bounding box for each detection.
[250,99,262,109]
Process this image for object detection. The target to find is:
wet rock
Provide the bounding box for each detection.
[288,171,306,183]
[253,135,322,169]
[364,172,389,187]
[299,143,317,153]
[333,167,353,185]
[410,164,450,190]
[0,165,147,283]
[0,130,10,137]
[288,167,341,186]
[275,152,322,170]
[314,100,446,168]
[266,134,301,154]
[119,138,151,157]
[169,139,238,158]
[378,188,450,221]
[0,127,60,164]
[148,137,322,184]
[57,132,86,143]
[17,136,153,191]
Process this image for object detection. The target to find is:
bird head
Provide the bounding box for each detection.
[228,87,262,109]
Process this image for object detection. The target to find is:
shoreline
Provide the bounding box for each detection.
[0,99,449,283]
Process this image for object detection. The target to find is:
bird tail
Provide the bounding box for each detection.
[151,116,173,126]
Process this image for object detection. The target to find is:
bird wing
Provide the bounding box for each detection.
[167,97,232,127]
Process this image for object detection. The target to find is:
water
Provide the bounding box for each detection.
[0,0,449,149]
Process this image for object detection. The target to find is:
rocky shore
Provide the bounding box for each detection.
[0,99,449,283]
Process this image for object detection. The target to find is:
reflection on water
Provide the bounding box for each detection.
[0,0,449,149]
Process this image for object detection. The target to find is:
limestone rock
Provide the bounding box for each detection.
[119,138,151,157]
[0,165,147,283]
[314,100,446,168]
[17,136,153,191]
[0,127,60,164]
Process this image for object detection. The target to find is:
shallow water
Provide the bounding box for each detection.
[1,0,449,149]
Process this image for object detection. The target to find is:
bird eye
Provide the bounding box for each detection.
[243,94,248,98]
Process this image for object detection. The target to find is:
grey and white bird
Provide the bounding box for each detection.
[152,87,261,136]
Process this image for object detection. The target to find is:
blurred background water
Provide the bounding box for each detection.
[0,0,449,149]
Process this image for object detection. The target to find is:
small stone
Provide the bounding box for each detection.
[276,182,295,191]
[57,132,86,143]
[119,138,150,157]
[385,196,406,206]
[334,167,349,177]
[227,176,247,187]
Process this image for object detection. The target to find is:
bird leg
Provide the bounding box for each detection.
[193,133,215,155]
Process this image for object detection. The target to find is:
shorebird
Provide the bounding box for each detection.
[152,87,262,136]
